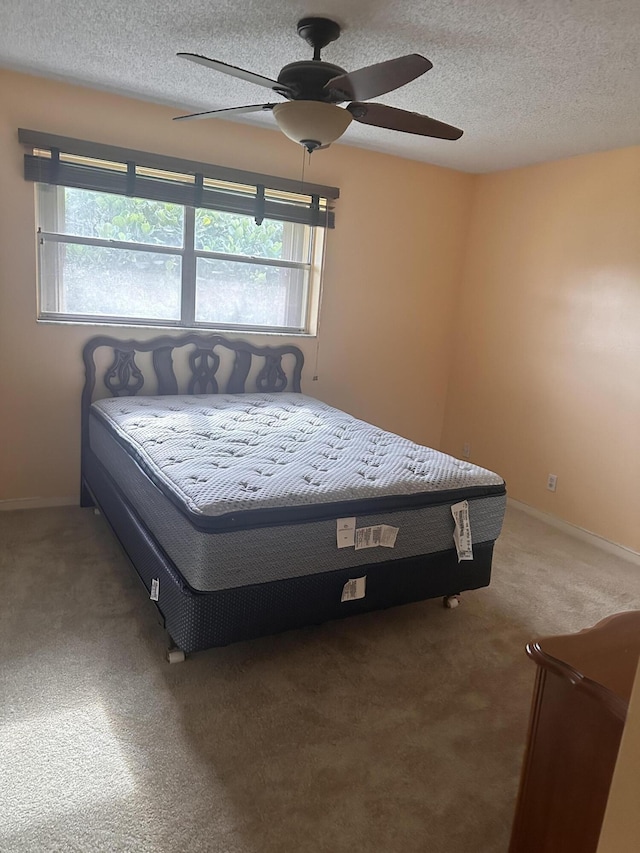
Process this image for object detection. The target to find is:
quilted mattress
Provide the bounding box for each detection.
[89,393,506,592]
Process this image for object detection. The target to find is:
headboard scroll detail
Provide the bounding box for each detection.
[104,349,145,397]
[187,348,220,395]
[257,354,289,393]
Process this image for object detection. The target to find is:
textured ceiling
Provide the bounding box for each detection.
[1,0,639,172]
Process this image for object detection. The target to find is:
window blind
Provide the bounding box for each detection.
[19,129,338,229]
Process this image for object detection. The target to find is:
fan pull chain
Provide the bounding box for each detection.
[299,143,323,382]
[300,144,316,192]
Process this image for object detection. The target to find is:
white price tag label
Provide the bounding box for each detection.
[451,500,473,562]
[355,525,378,550]
[355,524,399,550]
[336,517,356,548]
[150,578,160,601]
[380,525,399,548]
[341,576,366,602]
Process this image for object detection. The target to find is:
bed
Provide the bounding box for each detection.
[81,333,506,660]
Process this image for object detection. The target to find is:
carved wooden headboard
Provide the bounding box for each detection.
[81,332,304,455]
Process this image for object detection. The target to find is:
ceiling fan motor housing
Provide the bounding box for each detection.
[277,61,348,102]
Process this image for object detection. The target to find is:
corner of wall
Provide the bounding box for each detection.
[437,171,481,450]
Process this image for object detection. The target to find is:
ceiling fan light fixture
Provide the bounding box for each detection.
[272,101,352,152]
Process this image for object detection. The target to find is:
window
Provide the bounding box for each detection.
[37,185,318,332]
[21,130,338,334]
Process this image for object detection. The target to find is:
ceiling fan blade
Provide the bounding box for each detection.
[177,53,292,95]
[347,102,463,140]
[326,54,432,102]
[173,104,276,122]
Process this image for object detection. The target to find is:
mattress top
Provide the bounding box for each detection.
[91,393,505,529]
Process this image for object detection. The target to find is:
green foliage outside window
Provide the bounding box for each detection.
[63,188,286,263]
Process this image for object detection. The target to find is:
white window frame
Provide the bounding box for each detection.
[36,183,324,335]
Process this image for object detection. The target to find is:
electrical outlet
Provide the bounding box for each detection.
[462,442,471,459]
[547,474,558,492]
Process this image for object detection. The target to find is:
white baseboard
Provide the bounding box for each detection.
[508,498,640,567]
[0,496,77,511]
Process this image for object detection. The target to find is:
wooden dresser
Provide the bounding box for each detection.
[509,611,640,853]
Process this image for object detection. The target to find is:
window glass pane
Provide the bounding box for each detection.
[195,210,309,262]
[41,241,181,320]
[35,183,319,332]
[195,258,306,329]
[38,185,184,248]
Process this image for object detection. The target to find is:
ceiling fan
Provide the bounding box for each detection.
[174,17,463,152]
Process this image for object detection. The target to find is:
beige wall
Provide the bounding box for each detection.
[0,69,473,502]
[441,148,640,553]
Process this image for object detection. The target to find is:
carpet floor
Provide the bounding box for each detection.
[0,504,638,853]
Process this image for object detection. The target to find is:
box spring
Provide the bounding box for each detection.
[85,451,494,653]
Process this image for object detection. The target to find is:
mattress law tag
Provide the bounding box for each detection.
[355,524,399,550]
[150,578,160,601]
[451,501,473,562]
[380,525,399,548]
[355,526,378,550]
[336,517,356,548]
[341,576,366,602]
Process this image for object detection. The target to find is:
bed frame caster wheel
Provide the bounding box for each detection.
[443,594,461,609]
[167,647,186,664]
